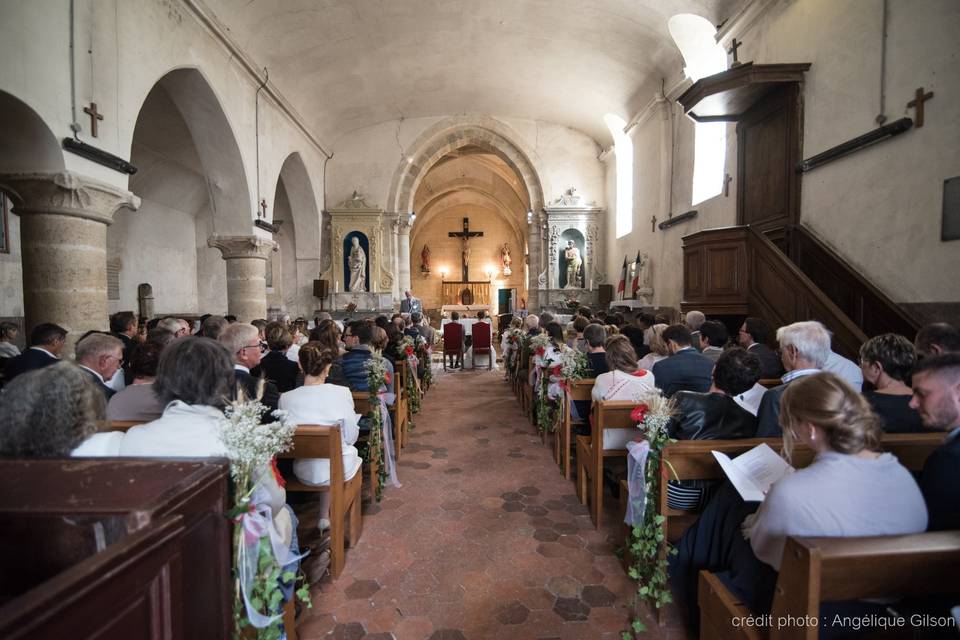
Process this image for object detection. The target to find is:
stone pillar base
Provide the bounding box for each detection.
[208,235,277,322]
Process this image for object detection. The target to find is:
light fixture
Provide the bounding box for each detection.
[439,268,447,280]
[485,266,495,280]
[526,210,533,224]
[409,211,416,224]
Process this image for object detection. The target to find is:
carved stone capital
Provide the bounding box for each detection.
[207,234,277,260]
[0,171,141,225]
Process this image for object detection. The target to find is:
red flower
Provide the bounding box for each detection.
[550,365,563,377]
[384,372,392,385]
[535,347,545,356]
[405,345,415,356]
[632,369,648,377]
[270,457,286,488]
[631,403,650,423]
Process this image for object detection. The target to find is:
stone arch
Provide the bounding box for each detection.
[273,153,320,258]
[387,116,545,216]
[130,67,252,235]
[411,179,526,246]
[0,90,64,175]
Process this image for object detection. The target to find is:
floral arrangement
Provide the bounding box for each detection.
[400,336,422,425]
[529,333,551,359]
[417,339,433,391]
[558,346,589,387]
[624,391,677,636]
[363,357,389,501]
[504,328,525,375]
[218,391,310,639]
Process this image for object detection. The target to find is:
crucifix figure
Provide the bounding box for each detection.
[907,87,934,128]
[83,102,104,138]
[650,215,657,233]
[728,38,743,67]
[723,173,734,197]
[448,216,483,281]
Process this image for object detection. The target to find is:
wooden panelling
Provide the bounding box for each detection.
[683,249,703,300]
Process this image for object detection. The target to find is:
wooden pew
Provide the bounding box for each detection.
[522,354,534,418]
[555,378,595,480]
[351,392,380,500]
[387,360,407,459]
[758,378,782,389]
[575,400,636,528]
[278,424,363,579]
[698,531,960,640]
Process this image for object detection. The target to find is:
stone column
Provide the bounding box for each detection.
[391,218,401,301]
[397,222,411,295]
[207,235,277,322]
[527,215,542,311]
[0,172,140,344]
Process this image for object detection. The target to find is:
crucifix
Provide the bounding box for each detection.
[907,87,934,128]
[83,102,104,138]
[728,38,743,67]
[448,217,483,281]
[650,215,657,233]
[723,173,733,197]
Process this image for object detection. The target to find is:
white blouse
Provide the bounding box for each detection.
[591,369,658,451]
[279,384,363,486]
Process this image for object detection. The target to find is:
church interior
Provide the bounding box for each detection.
[0,0,958,638]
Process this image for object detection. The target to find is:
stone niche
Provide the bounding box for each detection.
[322,192,396,311]
[538,188,605,309]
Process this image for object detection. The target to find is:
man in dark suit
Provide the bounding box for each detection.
[219,322,280,414]
[75,332,124,400]
[738,317,783,379]
[251,321,301,392]
[400,290,423,315]
[909,353,960,531]
[2,323,67,382]
[651,324,714,397]
[110,311,140,384]
[755,321,830,437]
[621,312,653,360]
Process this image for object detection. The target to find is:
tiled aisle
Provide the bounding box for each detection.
[297,367,675,640]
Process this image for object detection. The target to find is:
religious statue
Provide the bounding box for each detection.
[461,237,472,274]
[501,242,512,276]
[420,243,431,275]
[348,236,366,292]
[638,252,652,288]
[564,240,583,289]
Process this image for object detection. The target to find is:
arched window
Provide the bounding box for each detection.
[668,14,728,205]
[604,114,633,238]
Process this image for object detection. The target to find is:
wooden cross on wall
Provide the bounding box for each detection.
[448,217,483,281]
[907,87,934,127]
[83,102,104,138]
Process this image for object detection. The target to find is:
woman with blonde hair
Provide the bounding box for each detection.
[588,335,657,448]
[637,323,669,371]
[671,372,927,627]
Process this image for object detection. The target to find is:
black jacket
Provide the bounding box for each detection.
[3,347,59,382]
[252,350,301,393]
[651,348,714,397]
[81,367,116,401]
[920,433,960,531]
[234,367,280,416]
[669,391,758,441]
[748,343,784,379]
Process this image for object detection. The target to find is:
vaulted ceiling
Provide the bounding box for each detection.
[206,0,740,146]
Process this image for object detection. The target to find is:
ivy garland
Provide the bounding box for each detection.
[417,340,433,391]
[363,357,389,501]
[623,393,677,637]
[404,344,422,426]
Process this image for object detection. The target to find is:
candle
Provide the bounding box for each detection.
[589,278,594,291]
[335,280,339,293]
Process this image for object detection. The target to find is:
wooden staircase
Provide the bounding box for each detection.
[681,224,920,359]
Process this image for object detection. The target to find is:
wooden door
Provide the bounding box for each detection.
[737,84,803,250]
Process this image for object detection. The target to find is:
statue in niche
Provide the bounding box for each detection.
[348,236,367,292]
[420,244,431,275]
[501,243,512,276]
[564,240,583,289]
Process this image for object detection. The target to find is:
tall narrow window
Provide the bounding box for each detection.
[668,14,728,205]
[604,114,633,238]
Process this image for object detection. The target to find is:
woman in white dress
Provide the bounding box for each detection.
[592,335,657,450]
[279,342,362,530]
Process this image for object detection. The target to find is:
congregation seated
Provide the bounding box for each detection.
[220,322,280,413]
[650,324,713,397]
[253,322,301,393]
[684,310,705,352]
[0,360,122,457]
[756,320,831,437]
[524,313,540,337]
[636,323,668,371]
[567,316,589,353]
[584,324,608,377]
[671,372,929,629]
[279,343,363,529]
[310,319,350,387]
[199,314,228,341]
[911,353,960,531]
[75,332,125,401]
[619,312,653,360]
[697,320,727,363]
[588,335,656,448]
[157,316,191,339]
[0,321,21,359]
[106,341,165,422]
[823,348,863,391]
[859,333,926,433]
[532,322,565,391]
[915,322,960,358]
[738,316,783,379]
[3,322,66,382]
[666,348,762,510]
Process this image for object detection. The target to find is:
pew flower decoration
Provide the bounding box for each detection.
[218,390,310,639]
[558,346,589,392]
[529,333,551,358]
[625,391,677,636]
[364,357,398,501]
[504,328,525,375]
[417,339,433,391]
[400,336,422,423]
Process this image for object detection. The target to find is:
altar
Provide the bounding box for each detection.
[440,281,492,306]
[441,303,491,317]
